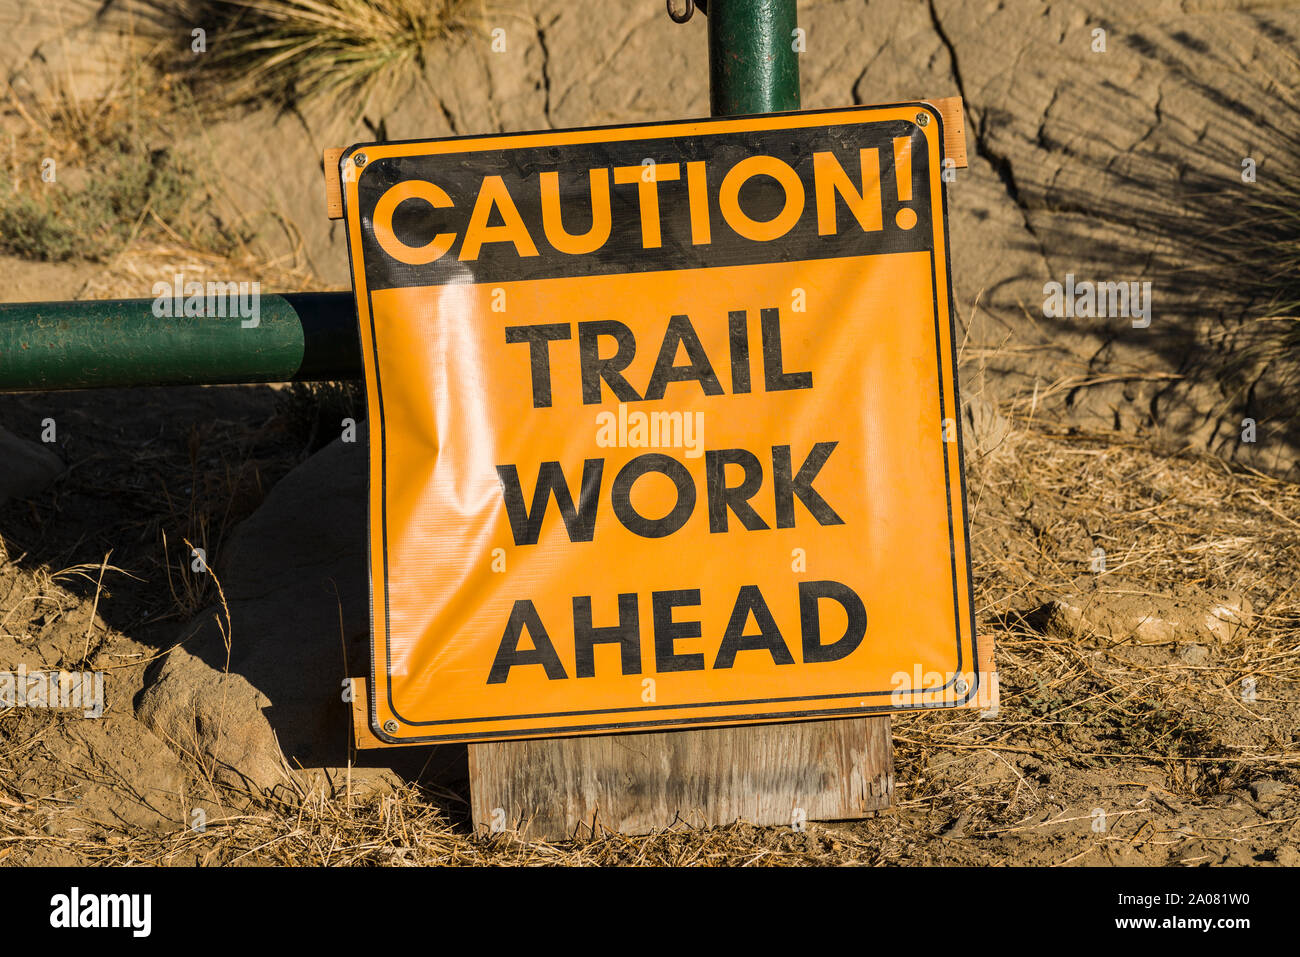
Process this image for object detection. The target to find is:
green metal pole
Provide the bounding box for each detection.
[707,0,800,116]
[0,293,359,391]
[0,4,799,393]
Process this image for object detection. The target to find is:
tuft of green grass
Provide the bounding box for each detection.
[0,84,195,262]
[0,148,190,263]
[0,68,257,265]
[171,0,477,110]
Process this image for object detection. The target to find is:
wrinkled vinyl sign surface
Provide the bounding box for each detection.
[341,104,978,745]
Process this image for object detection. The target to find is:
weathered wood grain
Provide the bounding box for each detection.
[925,96,968,168]
[323,147,345,220]
[468,717,893,840]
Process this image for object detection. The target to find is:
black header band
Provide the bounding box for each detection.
[356,119,934,289]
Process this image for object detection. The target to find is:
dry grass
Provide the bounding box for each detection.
[0,9,334,283]
[0,46,276,269]
[76,237,328,301]
[3,395,1296,865]
[0,776,902,866]
[0,85,194,262]
[889,415,1300,829]
[163,0,480,112]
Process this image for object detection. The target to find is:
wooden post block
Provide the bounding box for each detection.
[976,633,998,714]
[468,717,893,841]
[350,677,386,749]
[323,147,345,220]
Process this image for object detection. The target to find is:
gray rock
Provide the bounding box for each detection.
[136,640,289,794]
[1249,778,1286,803]
[1044,583,1253,645]
[961,394,1013,457]
[136,422,414,796]
[1176,643,1210,666]
[0,425,64,505]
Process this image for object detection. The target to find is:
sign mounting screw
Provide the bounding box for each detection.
[954,677,969,695]
[914,112,930,127]
[353,152,368,168]
[383,719,398,733]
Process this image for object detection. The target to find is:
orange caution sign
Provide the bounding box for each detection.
[341,104,978,744]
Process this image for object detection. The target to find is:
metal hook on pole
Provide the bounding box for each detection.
[667,0,707,24]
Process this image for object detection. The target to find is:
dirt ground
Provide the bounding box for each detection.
[1,378,1296,866]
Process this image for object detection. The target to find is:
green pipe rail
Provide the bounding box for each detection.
[0,0,799,393]
[0,293,360,391]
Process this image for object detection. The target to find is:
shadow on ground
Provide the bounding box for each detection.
[979,18,1300,473]
[0,384,467,811]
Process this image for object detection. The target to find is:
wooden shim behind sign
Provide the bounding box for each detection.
[924,96,967,168]
[468,717,893,841]
[323,147,345,220]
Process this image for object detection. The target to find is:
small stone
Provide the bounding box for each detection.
[939,811,972,839]
[1250,778,1286,802]
[1177,643,1209,665]
[961,395,1013,456]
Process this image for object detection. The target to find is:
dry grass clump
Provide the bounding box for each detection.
[164,0,479,110]
[0,10,336,279]
[0,41,268,269]
[0,84,198,263]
